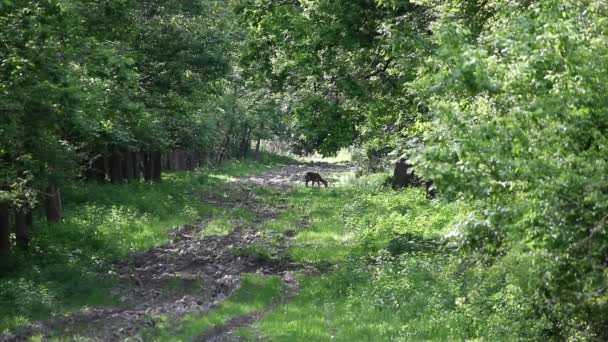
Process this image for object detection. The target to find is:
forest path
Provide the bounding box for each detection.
[3,161,351,342]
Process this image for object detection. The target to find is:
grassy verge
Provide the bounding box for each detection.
[0,153,294,334]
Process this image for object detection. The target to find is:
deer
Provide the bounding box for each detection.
[305,172,328,187]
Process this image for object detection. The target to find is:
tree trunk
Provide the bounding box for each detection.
[0,202,10,256]
[255,138,261,154]
[392,158,412,190]
[187,152,195,170]
[391,158,422,190]
[133,151,142,181]
[14,208,29,250]
[26,210,33,230]
[90,155,106,182]
[124,149,135,181]
[109,150,124,184]
[143,151,153,181]
[178,150,187,171]
[45,185,63,223]
[243,129,252,158]
[425,181,437,199]
[167,150,175,171]
[152,151,162,182]
[103,155,110,182]
[163,151,171,172]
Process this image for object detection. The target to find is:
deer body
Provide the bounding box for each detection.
[305,172,328,187]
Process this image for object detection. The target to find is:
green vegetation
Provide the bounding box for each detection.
[0,155,291,333]
[234,0,608,338]
[0,0,286,257]
[2,0,607,339]
[237,174,471,340]
[143,274,284,341]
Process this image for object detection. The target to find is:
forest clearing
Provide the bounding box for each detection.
[1,0,607,341]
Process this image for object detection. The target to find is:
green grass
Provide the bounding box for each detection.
[237,172,475,341]
[1,155,512,340]
[201,206,256,238]
[0,154,294,334]
[255,257,468,341]
[142,274,284,341]
[296,147,353,164]
[214,152,296,178]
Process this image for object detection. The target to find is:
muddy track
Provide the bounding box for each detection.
[200,270,300,342]
[1,162,351,342]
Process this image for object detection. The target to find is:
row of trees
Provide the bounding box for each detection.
[234,0,607,339]
[0,0,283,255]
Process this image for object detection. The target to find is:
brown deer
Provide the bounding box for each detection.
[305,172,328,187]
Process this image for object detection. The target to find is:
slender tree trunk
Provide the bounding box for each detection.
[14,208,29,250]
[90,155,106,182]
[152,151,162,182]
[103,155,110,182]
[122,149,128,180]
[45,185,63,223]
[255,138,261,154]
[26,210,33,230]
[178,150,187,171]
[187,152,194,170]
[109,150,123,184]
[133,151,142,181]
[167,150,175,171]
[143,151,153,181]
[194,152,205,168]
[217,149,224,166]
[164,151,171,172]
[0,202,10,256]
[244,129,252,157]
[124,149,135,181]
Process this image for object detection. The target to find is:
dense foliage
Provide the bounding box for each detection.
[0,0,284,253]
[1,0,607,339]
[234,0,608,339]
[416,1,608,338]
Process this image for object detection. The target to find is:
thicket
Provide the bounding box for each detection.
[236,0,607,339]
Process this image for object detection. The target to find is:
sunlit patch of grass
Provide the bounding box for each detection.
[142,274,284,341]
[248,173,472,340]
[214,152,297,177]
[202,218,234,237]
[201,206,256,238]
[256,183,362,263]
[232,245,275,259]
[233,327,258,341]
[261,218,296,233]
[256,254,468,341]
[289,245,359,263]
[296,148,353,163]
